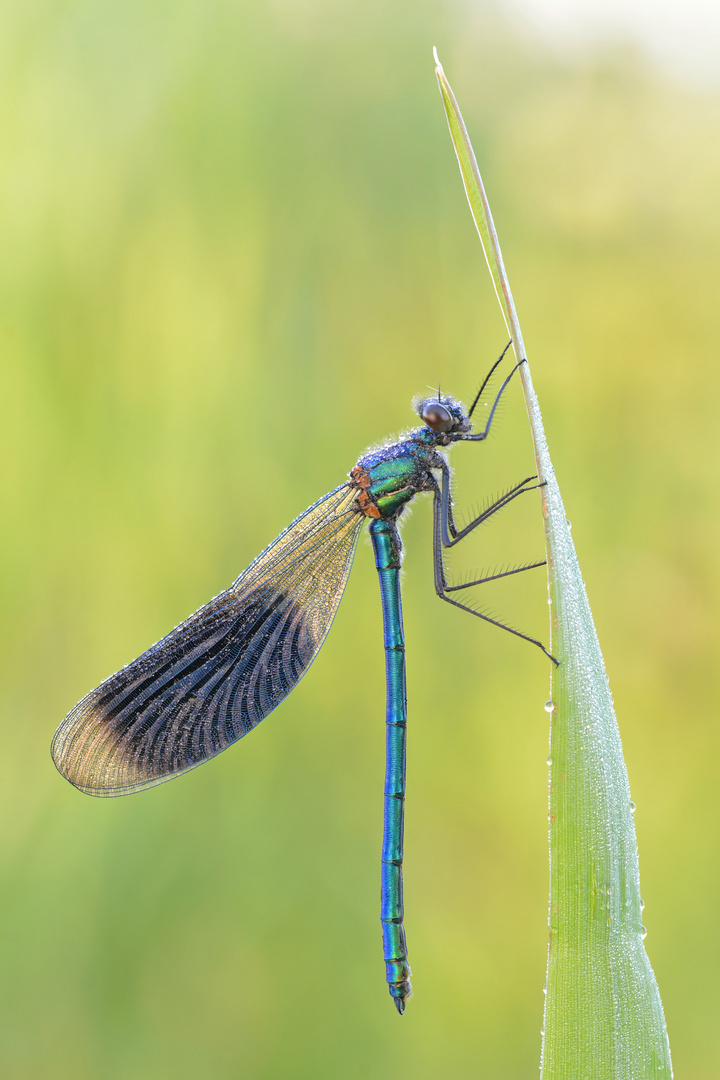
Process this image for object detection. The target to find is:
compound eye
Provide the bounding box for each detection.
[422,402,453,433]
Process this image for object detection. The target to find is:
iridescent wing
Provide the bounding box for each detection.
[52,484,364,797]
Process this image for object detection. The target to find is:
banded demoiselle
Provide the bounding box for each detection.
[52,349,553,1014]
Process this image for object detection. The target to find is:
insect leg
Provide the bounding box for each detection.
[436,457,544,549]
[431,486,557,664]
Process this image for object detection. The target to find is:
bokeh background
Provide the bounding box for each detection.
[2,0,719,1076]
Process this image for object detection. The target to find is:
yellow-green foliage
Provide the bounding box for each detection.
[1,3,718,1078]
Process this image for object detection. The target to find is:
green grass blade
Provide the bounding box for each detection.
[434,49,673,1078]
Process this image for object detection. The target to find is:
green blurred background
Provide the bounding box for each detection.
[2,1,719,1076]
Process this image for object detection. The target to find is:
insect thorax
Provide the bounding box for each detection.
[350,434,439,520]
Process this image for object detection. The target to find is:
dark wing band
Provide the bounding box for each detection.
[52,484,364,796]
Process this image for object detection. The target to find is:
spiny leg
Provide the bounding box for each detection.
[369,517,412,1014]
[464,355,528,442]
[466,339,513,419]
[444,562,547,593]
[435,458,546,572]
[431,480,557,665]
[437,457,544,549]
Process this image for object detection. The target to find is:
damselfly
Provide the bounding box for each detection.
[52,348,554,1013]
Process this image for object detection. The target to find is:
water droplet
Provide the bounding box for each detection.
[641,925,648,940]
[542,983,547,995]
[640,898,645,912]
[544,700,554,713]
[566,519,572,530]
[546,755,552,766]
[629,801,636,814]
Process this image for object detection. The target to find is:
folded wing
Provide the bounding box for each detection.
[52,484,363,796]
